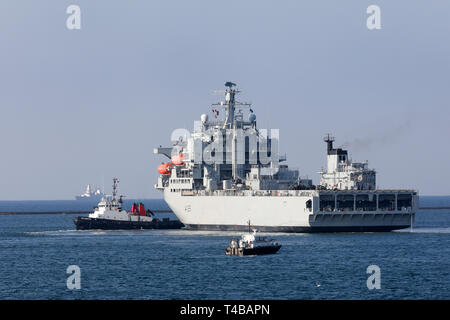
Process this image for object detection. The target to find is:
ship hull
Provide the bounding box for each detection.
[73,216,184,230]
[187,224,409,233]
[226,245,282,256]
[163,190,414,233]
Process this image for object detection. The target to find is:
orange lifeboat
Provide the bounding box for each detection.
[157,162,173,175]
[171,153,185,166]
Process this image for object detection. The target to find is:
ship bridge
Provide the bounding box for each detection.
[319,135,376,191]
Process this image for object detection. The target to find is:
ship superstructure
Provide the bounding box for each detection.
[319,134,376,191]
[155,82,417,232]
[75,184,105,201]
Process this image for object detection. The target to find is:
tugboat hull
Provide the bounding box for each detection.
[226,245,282,256]
[74,216,184,230]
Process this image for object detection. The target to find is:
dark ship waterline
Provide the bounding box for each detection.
[73,216,184,231]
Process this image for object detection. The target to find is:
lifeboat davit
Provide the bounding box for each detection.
[157,162,173,175]
[171,153,185,166]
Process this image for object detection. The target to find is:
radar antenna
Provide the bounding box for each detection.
[225,81,236,88]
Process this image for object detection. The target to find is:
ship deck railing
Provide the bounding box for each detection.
[183,189,417,197]
[317,207,413,214]
[317,189,416,193]
[187,190,316,197]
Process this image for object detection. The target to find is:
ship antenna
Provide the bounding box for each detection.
[324,134,335,153]
[112,177,119,200]
[211,82,251,130]
[224,82,236,129]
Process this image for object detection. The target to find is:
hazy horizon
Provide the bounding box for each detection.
[1,1,449,200]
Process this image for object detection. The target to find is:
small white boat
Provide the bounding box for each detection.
[226,221,281,256]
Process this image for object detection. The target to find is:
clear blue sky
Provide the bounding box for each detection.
[0,1,449,199]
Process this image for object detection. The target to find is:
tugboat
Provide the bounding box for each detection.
[225,221,281,256]
[73,178,184,230]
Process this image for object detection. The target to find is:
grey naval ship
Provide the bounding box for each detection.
[154,82,418,232]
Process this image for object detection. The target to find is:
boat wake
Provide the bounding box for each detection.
[23,229,149,236]
[395,227,450,234]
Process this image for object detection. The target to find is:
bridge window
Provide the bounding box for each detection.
[378,194,395,211]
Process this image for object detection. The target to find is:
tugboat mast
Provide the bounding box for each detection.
[112,177,119,200]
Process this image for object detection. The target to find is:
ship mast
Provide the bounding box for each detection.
[224,82,236,129]
[211,82,252,182]
[324,133,335,153]
[112,177,119,200]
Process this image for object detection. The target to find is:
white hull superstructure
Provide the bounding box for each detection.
[155,82,418,232]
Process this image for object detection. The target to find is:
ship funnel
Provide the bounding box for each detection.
[138,203,146,217]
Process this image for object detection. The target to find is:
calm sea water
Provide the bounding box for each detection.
[0,197,449,300]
